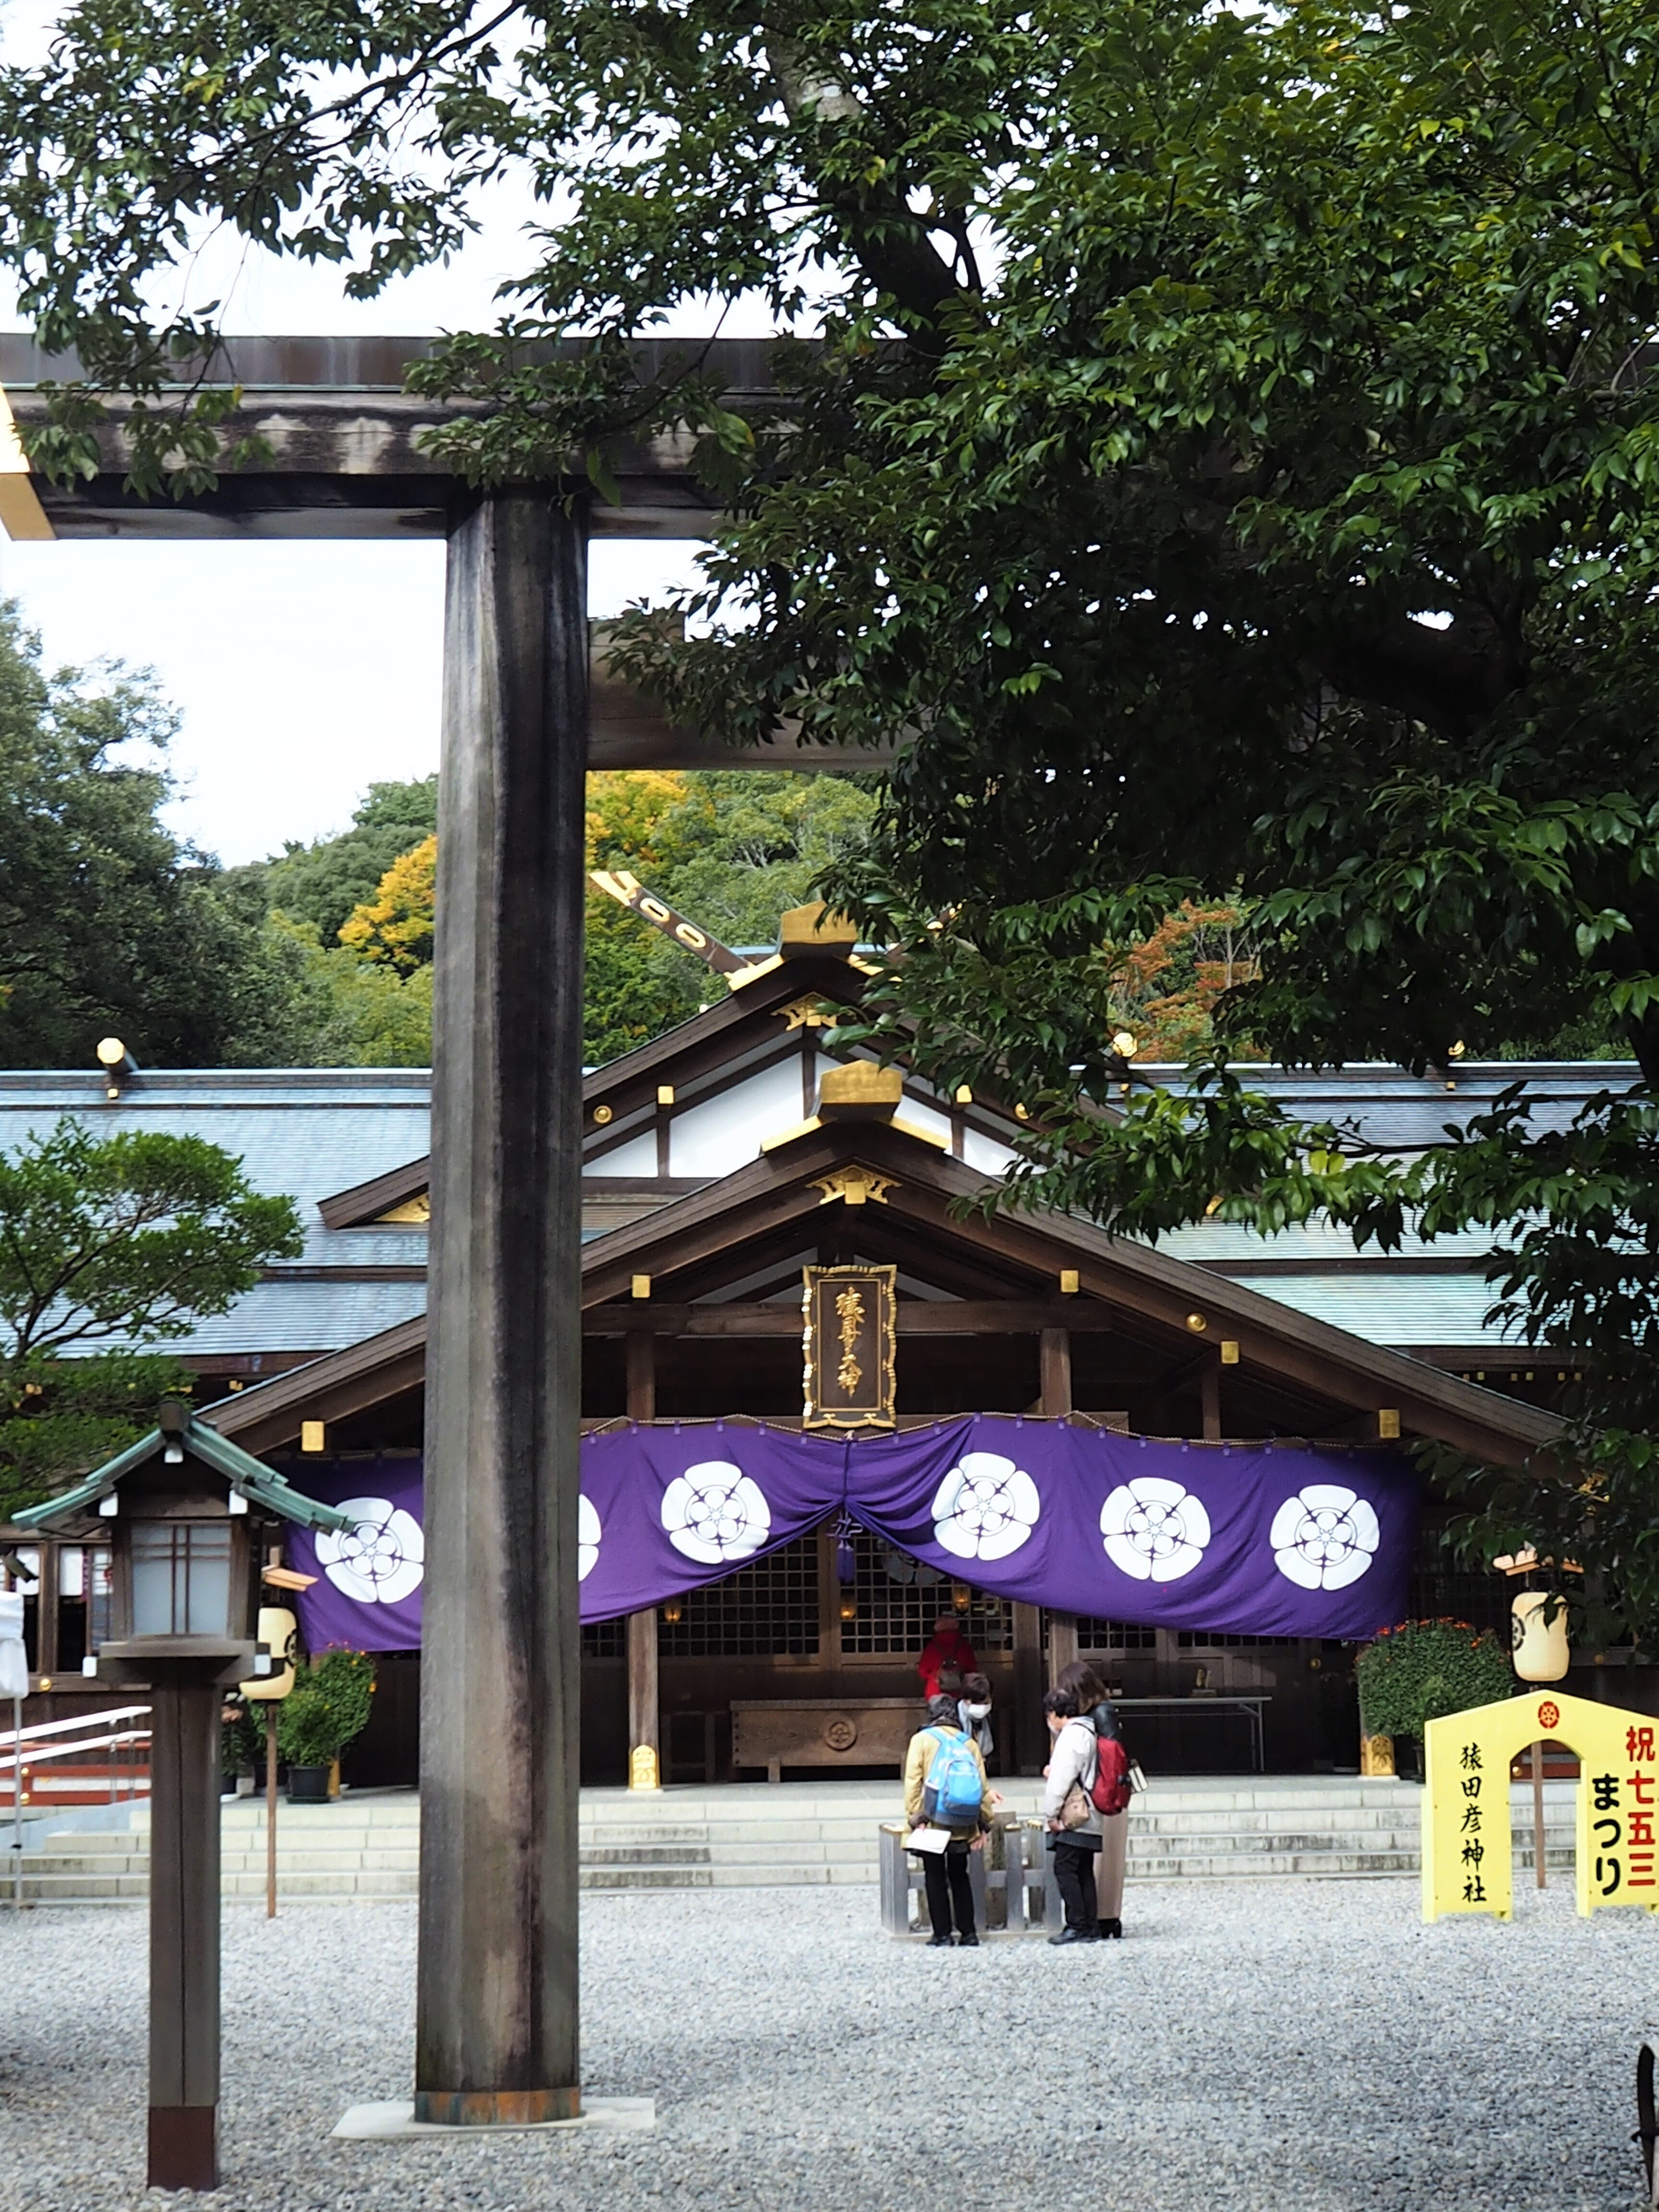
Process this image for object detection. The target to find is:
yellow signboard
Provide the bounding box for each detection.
[1423,1688,1659,1922]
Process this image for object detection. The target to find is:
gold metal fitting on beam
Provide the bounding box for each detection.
[810,1166,897,1208]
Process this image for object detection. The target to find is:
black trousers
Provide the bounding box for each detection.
[1051,1837,1099,1934]
[918,1845,975,1939]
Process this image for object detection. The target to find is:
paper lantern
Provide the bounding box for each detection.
[239,1607,297,1701]
[1512,1591,1570,1683]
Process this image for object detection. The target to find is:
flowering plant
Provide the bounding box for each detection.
[1354,1619,1514,1743]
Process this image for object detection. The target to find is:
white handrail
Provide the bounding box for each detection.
[0,1729,150,1772]
[0,1705,149,1749]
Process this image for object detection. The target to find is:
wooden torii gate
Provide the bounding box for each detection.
[0,334,890,2128]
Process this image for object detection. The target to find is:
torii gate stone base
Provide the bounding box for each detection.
[0,335,885,2136]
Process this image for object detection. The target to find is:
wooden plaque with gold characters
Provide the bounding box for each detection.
[802,1264,897,1431]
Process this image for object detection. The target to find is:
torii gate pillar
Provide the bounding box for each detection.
[416,491,586,2122]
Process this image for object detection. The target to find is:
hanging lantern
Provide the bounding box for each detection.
[1512,1591,1570,1683]
[239,1607,298,1702]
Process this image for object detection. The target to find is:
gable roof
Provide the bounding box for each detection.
[16,1408,352,1533]
[208,1112,1562,1467]
[313,947,1010,1226]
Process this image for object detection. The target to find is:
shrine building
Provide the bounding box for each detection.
[0,910,1593,1786]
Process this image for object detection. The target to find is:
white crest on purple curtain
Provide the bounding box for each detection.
[314,1496,425,1605]
[578,1493,601,1582]
[1270,1484,1380,1591]
[931,1453,1040,1561]
[1100,1477,1211,1582]
[662,1460,772,1564]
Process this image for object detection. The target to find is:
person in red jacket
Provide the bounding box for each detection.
[917,1614,977,1696]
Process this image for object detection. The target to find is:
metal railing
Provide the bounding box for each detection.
[0,1705,152,1809]
[0,1705,152,1912]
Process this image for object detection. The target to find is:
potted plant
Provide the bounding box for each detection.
[219,1701,263,1797]
[1355,1618,1515,1780]
[277,1648,375,1803]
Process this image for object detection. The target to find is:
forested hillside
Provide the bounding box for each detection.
[0,601,881,1072]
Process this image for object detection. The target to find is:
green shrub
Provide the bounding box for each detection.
[275,1683,339,1767]
[276,1648,375,1767]
[219,1702,264,1779]
[1355,1619,1516,1743]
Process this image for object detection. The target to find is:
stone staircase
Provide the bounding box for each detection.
[3,1776,1581,1902]
[6,1794,421,1905]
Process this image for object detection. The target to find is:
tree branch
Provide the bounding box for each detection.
[765,34,970,355]
[1313,603,1529,738]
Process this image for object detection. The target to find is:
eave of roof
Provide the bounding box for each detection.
[15,1414,351,1532]
[214,1117,1562,1468]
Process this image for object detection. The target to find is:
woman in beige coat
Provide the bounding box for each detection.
[903,1691,995,1946]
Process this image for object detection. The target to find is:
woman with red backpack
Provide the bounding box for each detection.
[1057,1661,1133,1940]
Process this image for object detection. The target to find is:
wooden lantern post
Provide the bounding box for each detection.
[95,1416,260,2189]
[13,1401,349,2193]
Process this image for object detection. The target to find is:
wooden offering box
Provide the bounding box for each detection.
[732,1697,926,1783]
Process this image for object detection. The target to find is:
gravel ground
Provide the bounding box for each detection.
[0,1880,1653,2212]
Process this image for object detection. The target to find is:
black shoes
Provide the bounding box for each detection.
[1097,1918,1122,1939]
[1048,1926,1098,1945]
[926,1934,952,1947]
[957,1932,980,1948]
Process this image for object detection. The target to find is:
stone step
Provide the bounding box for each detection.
[221,1871,416,1898]
[579,1840,716,1858]
[578,1863,873,1891]
[10,1777,1593,1901]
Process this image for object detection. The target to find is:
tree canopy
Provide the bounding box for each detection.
[0,1117,303,1513]
[0,602,304,1068]
[4,0,1659,1626]
[227,776,439,947]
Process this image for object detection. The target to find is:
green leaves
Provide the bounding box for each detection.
[0,1117,302,1514]
[1354,1621,1516,1743]
[7,0,1659,1619]
[0,1115,302,1364]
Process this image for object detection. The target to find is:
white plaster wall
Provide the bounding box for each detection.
[669,1055,808,1176]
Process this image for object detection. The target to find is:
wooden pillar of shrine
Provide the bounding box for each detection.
[1039,1327,1079,1689]
[625,1334,661,1786]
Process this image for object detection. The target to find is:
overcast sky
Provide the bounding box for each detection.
[0,52,723,866]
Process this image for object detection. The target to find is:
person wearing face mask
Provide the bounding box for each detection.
[957,1671,995,1764]
[1056,1659,1132,1939]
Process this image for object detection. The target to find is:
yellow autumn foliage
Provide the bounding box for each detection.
[338,833,437,974]
[586,769,685,870]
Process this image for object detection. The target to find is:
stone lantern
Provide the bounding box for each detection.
[16,1400,347,2191]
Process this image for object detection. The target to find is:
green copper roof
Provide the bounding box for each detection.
[14,1413,351,1534]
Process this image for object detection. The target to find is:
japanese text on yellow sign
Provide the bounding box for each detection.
[1423,1689,1659,1922]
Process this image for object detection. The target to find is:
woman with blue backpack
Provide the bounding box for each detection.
[903,1691,995,1947]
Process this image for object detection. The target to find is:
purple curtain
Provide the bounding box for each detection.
[284,1458,425,1654]
[281,1421,1418,1654]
